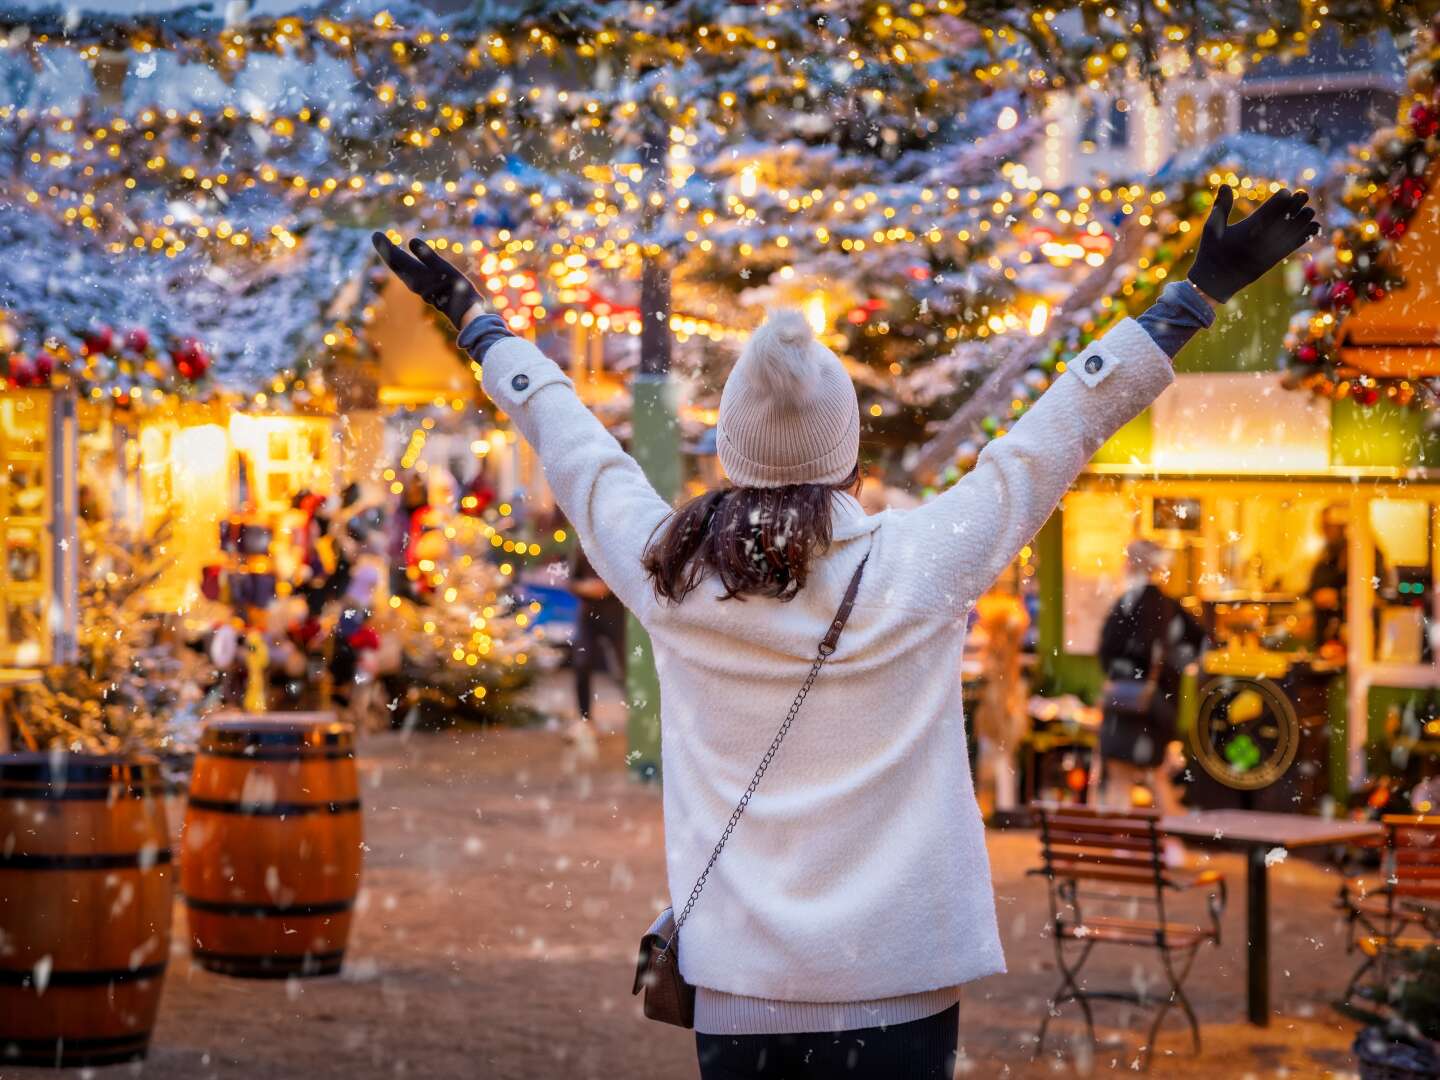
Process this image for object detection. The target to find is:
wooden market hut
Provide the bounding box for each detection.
[1030,183,1440,810]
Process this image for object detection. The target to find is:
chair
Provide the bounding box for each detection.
[1338,815,1440,1006]
[1030,803,1226,1071]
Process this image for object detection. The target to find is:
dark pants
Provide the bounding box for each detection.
[696,1003,959,1079]
[573,602,624,721]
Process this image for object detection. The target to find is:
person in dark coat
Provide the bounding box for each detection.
[1098,539,1207,812]
[570,542,626,739]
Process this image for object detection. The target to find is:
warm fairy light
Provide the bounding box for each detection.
[1028,301,1050,337]
[803,294,828,335]
[739,164,757,198]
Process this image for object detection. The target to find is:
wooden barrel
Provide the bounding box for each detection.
[0,753,173,1068]
[181,716,362,978]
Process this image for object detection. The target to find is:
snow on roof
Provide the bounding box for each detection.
[1152,132,1332,187]
[0,202,378,393]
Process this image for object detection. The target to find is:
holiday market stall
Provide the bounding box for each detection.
[950,32,1440,815]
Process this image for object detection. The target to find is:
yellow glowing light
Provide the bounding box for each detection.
[739,164,758,198]
[1028,301,1050,337]
[803,293,828,335]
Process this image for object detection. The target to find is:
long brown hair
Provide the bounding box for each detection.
[643,465,861,603]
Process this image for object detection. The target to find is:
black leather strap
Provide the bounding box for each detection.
[820,555,869,656]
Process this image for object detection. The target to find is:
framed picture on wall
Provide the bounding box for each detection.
[1147,495,1203,535]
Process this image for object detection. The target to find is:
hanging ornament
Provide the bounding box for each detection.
[33,351,55,382]
[124,327,152,354]
[172,338,211,380]
[7,354,37,387]
[83,325,115,356]
[1410,103,1439,139]
[1297,344,1321,365]
[1396,175,1429,210]
[1378,210,1407,240]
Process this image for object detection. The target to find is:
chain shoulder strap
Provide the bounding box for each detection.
[669,554,869,940]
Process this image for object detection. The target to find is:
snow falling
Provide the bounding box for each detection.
[0,2,1438,1078]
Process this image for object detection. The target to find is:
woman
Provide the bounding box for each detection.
[374,186,1316,1078]
[1098,539,1208,816]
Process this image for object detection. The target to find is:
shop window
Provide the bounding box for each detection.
[1062,489,1140,653]
[1176,93,1197,145]
[1077,99,1099,153]
[229,415,335,516]
[1369,498,1431,666]
[0,391,52,666]
[1108,99,1129,147]
[1205,94,1228,140]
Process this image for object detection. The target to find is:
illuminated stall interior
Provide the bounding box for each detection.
[1040,296,1440,803]
[0,390,71,666]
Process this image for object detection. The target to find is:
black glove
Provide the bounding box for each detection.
[371,233,481,330]
[1187,186,1320,304]
[459,312,516,363]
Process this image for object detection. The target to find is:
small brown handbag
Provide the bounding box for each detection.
[632,555,869,1028]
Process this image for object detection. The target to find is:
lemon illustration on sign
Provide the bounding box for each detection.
[1228,688,1264,725]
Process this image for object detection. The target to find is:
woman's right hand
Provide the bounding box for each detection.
[371,232,482,331]
[1187,186,1320,304]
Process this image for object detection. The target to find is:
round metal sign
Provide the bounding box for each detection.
[1190,676,1300,791]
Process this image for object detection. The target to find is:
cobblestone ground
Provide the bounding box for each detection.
[6,717,1370,1079]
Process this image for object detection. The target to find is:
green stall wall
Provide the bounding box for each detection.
[1332,395,1440,469]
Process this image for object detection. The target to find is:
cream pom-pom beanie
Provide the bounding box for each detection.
[716,309,861,488]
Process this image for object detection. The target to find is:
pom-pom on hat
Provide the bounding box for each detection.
[716,309,861,488]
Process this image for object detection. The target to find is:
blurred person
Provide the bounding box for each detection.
[1308,504,1379,651]
[972,581,1030,815]
[375,186,1316,1078]
[569,540,626,743]
[1098,539,1207,821]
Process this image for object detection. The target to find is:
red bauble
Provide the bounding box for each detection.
[1411,103,1440,138]
[124,328,151,354]
[172,338,210,380]
[1297,344,1320,365]
[1397,176,1429,210]
[1303,259,1322,285]
[1367,283,1388,302]
[83,325,114,356]
[1330,281,1356,309]
[7,354,36,387]
[1378,211,1408,239]
[347,625,381,651]
[1357,386,1381,407]
[33,351,55,381]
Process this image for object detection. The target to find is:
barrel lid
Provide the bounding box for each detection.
[0,751,162,786]
[201,715,354,754]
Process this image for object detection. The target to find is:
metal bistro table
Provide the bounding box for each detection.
[1160,809,1381,1026]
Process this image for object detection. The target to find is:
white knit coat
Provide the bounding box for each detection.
[480,316,1174,1002]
